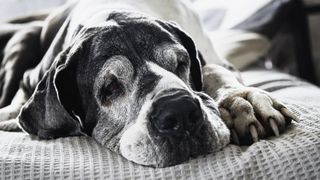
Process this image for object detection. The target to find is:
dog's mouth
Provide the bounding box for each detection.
[146,119,216,167]
[119,121,216,167]
[119,89,229,167]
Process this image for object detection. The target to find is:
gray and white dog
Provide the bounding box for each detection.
[0,0,297,167]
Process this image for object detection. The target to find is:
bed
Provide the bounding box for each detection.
[0,0,320,179]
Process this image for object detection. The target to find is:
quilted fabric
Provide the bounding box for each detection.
[0,70,320,179]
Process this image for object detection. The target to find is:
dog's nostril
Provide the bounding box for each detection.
[189,111,197,123]
[189,109,202,124]
[162,117,179,131]
[154,116,180,134]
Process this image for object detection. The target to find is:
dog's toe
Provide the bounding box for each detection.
[219,96,266,145]
[0,105,22,131]
[0,119,21,132]
[218,87,298,145]
[0,105,20,122]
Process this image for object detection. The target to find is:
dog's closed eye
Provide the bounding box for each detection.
[99,75,125,105]
[176,60,189,73]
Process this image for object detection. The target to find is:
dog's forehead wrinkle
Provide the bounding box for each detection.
[86,15,186,77]
[112,22,158,68]
[89,28,125,60]
[110,15,177,57]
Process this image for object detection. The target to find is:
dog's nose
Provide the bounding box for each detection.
[150,91,204,137]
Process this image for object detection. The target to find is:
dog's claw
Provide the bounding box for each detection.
[231,129,240,145]
[280,107,299,123]
[249,125,258,142]
[269,118,279,136]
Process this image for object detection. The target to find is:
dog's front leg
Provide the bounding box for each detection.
[202,64,298,145]
[0,88,29,131]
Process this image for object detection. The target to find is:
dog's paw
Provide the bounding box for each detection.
[0,68,15,107]
[0,105,20,122]
[218,87,298,145]
[0,105,22,131]
[0,119,21,131]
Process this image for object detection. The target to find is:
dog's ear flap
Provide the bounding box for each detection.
[160,21,203,91]
[18,46,84,139]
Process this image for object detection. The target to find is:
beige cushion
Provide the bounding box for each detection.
[209,30,270,70]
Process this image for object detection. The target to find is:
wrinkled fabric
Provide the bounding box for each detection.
[1,70,320,179]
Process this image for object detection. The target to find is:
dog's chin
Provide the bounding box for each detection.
[119,115,229,167]
[119,122,159,166]
[119,124,213,167]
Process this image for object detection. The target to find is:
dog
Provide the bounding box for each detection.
[0,0,297,167]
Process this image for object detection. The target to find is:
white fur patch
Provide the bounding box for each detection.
[119,98,157,165]
[148,62,190,94]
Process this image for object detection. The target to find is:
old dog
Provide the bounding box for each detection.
[0,0,297,167]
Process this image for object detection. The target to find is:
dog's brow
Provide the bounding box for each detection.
[104,55,134,79]
[153,44,189,69]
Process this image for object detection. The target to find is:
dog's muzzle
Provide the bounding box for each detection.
[119,87,230,167]
[150,89,204,139]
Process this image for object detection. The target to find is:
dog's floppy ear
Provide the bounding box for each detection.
[18,39,86,139]
[158,21,203,91]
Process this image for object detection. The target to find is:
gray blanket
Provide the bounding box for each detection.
[1,70,319,179]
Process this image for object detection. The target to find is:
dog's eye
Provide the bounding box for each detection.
[99,75,124,105]
[175,50,190,73]
[176,61,188,73]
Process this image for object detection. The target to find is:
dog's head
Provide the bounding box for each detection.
[18,12,229,167]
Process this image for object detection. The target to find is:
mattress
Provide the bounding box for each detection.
[1,70,319,179]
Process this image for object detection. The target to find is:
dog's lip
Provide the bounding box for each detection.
[150,117,205,140]
[151,126,209,153]
[152,134,212,167]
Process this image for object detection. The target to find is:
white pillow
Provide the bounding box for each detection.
[209,30,270,70]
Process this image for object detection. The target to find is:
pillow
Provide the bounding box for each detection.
[209,30,270,69]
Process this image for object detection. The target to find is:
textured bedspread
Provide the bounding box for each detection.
[1,0,319,179]
[0,70,319,179]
